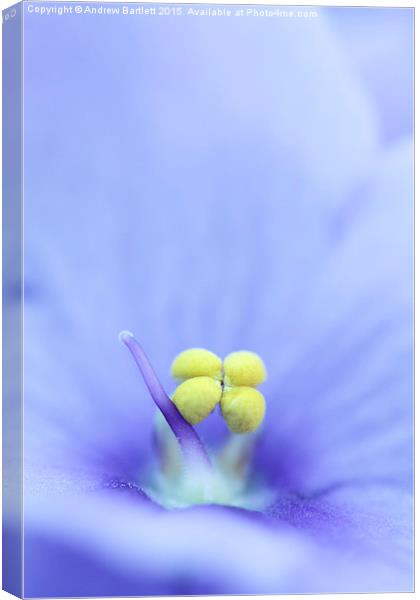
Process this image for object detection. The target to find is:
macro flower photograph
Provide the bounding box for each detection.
[3,2,413,597]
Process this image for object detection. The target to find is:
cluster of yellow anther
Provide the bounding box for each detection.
[171,348,267,434]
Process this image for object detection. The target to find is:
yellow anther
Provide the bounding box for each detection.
[171,348,222,381]
[172,376,222,425]
[221,386,266,434]
[223,351,267,387]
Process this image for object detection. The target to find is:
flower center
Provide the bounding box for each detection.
[119,331,271,509]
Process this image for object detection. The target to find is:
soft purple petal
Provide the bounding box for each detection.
[257,140,413,494]
[326,7,414,142]
[24,482,412,596]
[23,8,378,477]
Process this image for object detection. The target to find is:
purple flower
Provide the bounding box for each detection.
[17,6,413,596]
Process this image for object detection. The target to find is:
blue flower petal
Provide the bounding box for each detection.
[23,8,378,478]
[326,7,414,142]
[23,482,412,595]
[257,140,413,494]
